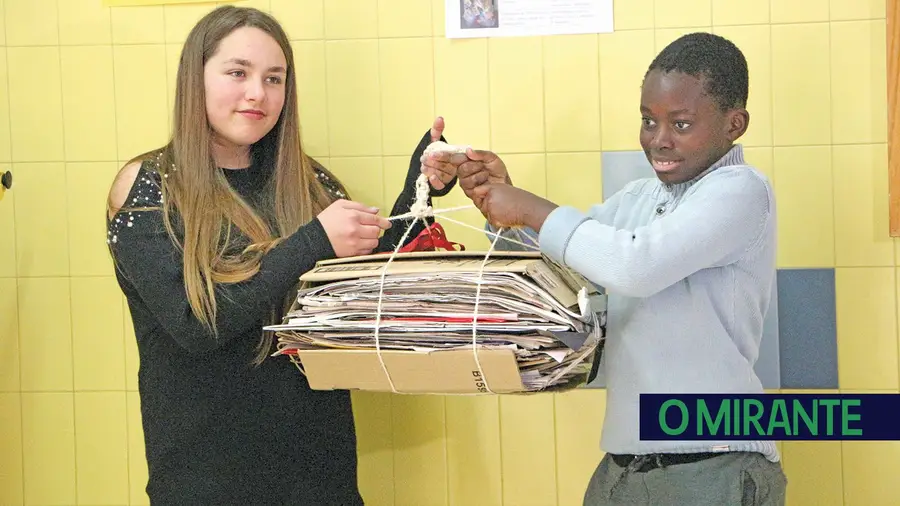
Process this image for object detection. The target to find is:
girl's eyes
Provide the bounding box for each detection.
[674,121,691,130]
[228,70,283,85]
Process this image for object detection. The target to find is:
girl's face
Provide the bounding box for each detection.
[204,26,287,157]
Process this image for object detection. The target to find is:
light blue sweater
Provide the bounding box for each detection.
[493,144,779,462]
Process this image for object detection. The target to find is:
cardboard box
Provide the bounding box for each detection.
[273,250,606,395]
[297,348,526,394]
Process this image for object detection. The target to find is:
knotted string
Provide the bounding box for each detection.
[374,173,540,394]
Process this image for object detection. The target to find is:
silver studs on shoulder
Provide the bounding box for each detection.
[107,162,163,245]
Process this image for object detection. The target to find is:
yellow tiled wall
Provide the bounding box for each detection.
[0,0,898,505]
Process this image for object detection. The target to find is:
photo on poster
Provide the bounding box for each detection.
[460,0,499,30]
[445,0,613,39]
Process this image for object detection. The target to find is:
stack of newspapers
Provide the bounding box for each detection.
[265,251,606,394]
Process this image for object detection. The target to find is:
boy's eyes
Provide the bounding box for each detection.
[641,117,692,131]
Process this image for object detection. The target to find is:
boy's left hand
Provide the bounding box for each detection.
[472,183,558,231]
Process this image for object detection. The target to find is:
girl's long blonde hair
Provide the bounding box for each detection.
[125,6,334,363]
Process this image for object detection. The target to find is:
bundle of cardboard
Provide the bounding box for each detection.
[264,251,606,394]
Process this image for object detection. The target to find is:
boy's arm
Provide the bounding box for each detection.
[584,190,623,225]
[539,167,772,298]
[487,190,622,252]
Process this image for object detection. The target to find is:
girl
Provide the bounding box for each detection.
[107,6,453,504]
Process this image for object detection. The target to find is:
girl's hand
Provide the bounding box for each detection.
[318,200,391,257]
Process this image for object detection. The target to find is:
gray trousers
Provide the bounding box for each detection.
[583,452,787,506]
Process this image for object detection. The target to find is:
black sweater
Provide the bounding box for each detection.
[108,130,451,505]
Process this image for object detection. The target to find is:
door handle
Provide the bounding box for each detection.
[0,170,11,202]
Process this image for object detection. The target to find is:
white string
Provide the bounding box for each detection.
[471,227,504,394]
[372,210,425,394]
[389,204,475,222]
[373,173,538,393]
[409,171,433,218]
[435,214,542,252]
[393,174,542,251]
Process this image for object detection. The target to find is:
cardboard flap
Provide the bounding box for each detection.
[301,256,543,283]
[314,250,542,266]
[295,348,525,394]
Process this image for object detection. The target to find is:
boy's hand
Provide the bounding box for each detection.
[457,149,512,200]
[472,184,558,231]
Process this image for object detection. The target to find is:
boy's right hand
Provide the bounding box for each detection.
[317,200,392,257]
[458,148,512,200]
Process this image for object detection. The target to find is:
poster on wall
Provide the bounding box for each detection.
[102,0,221,6]
[445,0,614,39]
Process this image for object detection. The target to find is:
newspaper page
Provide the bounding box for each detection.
[446,0,614,39]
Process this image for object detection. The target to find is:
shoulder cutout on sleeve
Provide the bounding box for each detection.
[108,161,143,220]
[106,159,165,245]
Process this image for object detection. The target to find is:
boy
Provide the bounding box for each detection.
[423,32,787,505]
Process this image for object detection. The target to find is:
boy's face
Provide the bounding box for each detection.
[639,69,748,184]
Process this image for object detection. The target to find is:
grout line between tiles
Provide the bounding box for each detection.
[122,4,145,503]
[1,141,890,166]
[541,36,548,197]
[320,6,330,161]
[3,3,25,499]
[827,16,839,271]
[52,2,80,503]
[483,33,503,505]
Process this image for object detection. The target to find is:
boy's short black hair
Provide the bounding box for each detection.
[645,32,749,111]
